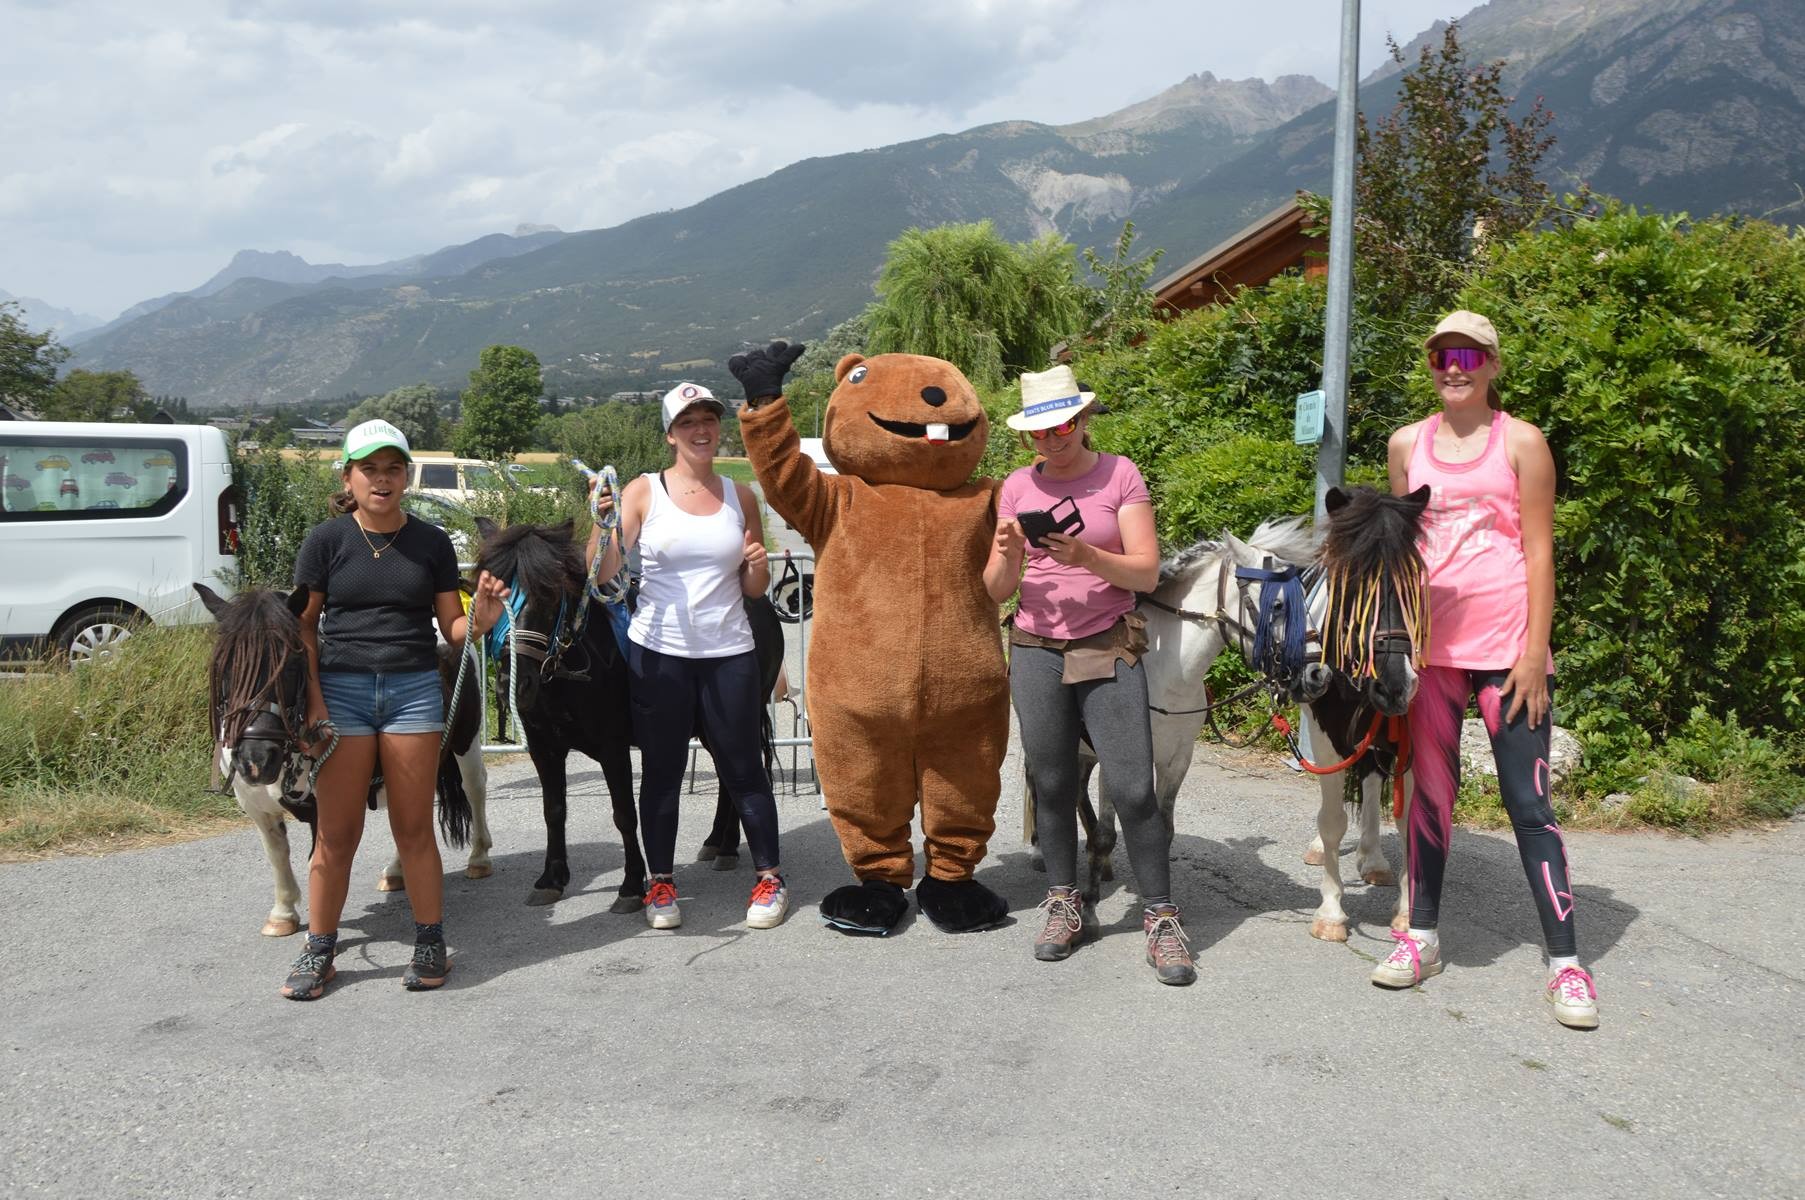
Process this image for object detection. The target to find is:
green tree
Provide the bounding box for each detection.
[348,383,442,449]
[538,399,667,484]
[1074,221,1166,352]
[454,345,543,459]
[1350,21,1556,314]
[0,301,70,410]
[865,221,1086,387]
[42,369,150,422]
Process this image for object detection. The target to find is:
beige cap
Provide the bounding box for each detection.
[1424,310,1500,354]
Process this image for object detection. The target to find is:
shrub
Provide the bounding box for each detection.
[235,448,340,588]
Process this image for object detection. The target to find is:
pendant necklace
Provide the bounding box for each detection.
[357,517,403,559]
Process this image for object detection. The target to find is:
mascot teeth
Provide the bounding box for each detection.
[925,423,949,444]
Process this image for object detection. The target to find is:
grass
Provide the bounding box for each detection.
[714,457,755,485]
[0,625,238,856]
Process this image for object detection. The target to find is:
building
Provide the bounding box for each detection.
[1151,198,1327,317]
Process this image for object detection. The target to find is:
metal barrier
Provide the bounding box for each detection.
[461,551,820,802]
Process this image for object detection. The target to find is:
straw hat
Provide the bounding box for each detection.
[1007,365,1094,432]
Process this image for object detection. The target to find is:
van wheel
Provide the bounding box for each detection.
[54,605,141,665]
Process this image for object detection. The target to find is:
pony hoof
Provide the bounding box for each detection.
[1303,847,1325,866]
[376,875,406,893]
[1361,868,1397,888]
[609,894,645,915]
[1310,918,1350,942]
[525,888,564,907]
[696,844,721,862]
[1029,852,1046,873]
[710,853,738,872]
[1390,912,1411,933]
[261,918,300,937]
[465,863,493,880]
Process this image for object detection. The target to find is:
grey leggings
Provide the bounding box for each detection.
[1011,644,1170,901]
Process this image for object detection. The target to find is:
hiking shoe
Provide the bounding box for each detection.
[280,944,336,1001]
[1143,903,1197,986]
[1033,887,1092,961]
[1371,929,1443,988]
[1546,965,1600,1029]
[402,939,450,991]
[746,873,789,929]
[645,878,681,929]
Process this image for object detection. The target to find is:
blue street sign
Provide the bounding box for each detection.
[1294,389,1325,445]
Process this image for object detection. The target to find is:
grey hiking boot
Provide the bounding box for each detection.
[1143,903,1197,986]
[1033,887,1093,961]
[402,939,450,991]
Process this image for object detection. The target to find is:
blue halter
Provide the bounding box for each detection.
[485,586,529,659]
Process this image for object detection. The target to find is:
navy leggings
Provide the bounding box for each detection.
[1407,666,1576,957]
[627,643,779,876]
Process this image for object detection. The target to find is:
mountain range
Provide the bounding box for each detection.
[55,0,1805,406]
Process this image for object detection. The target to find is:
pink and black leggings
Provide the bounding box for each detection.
[1406,666,1576,958]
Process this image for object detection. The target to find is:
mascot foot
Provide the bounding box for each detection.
[820,880,909,937]
[916,876,1008,934]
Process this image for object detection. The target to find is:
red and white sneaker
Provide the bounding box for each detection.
[1546,965,1599,1029]
[644,878,681,929]
[746,873,789,929]
[1371,929,1443,988]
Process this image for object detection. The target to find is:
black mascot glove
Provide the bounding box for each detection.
[728,340,807,404]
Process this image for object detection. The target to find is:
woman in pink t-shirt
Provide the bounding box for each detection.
[982,366,1193,986]
[1372,310,1597,1030]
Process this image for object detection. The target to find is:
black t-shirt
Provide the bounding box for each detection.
[294,514,461,674]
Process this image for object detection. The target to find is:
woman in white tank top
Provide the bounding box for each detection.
[588,382,787,931]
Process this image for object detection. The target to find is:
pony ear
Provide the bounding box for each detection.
[475,516,501,541]
[192,582,228,617]
[1324,486,1351,514]
[285,585,309,617]
[1223,531,1256,563]
[1401,484,1431,515]
[553,518,576,539]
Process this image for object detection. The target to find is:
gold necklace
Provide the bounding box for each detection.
[356,516,404,559]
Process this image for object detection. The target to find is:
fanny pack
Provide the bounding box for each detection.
[1008,609,1148,684]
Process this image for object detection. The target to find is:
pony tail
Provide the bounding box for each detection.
[330,489,358,514]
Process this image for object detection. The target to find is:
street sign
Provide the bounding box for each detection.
[1294,389,1325,445]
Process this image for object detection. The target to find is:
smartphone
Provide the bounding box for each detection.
[1017,495,1085,549]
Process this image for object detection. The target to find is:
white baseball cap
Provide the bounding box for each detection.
[338,419,412,466]
[660,382,726,431]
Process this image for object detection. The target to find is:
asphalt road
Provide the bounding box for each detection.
[4,503,1801,1198]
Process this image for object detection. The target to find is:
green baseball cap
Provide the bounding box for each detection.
[338,419,412,467]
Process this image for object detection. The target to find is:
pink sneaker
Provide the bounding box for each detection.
[1371,929,1443,988]
[1546,965,1599,1029]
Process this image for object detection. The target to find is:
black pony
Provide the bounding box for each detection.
[476,518,787,908]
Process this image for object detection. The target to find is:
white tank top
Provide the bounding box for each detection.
[628,472,755,658]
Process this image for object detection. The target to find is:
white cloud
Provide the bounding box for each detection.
[0,0,1475,317]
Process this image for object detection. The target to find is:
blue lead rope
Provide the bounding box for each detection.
[1234,563,1308,684]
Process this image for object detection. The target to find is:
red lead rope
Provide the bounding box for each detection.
[1271,710,1413,821]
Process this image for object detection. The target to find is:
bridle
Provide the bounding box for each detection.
[214,650,337,822]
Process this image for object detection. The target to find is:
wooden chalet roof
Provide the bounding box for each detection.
[1151,198,1327,315]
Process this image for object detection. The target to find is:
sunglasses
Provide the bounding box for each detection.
[1428,346,1490,372]
[1028,416,1081,441]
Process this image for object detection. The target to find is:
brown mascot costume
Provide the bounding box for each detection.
[731,341,1010,936]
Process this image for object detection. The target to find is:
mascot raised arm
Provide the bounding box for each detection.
[731,341,1009,937]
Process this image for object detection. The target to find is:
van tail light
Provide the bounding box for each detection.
[218,485,243,555]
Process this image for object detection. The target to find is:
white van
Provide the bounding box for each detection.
[0,421,240,661]
[409,457,507,503]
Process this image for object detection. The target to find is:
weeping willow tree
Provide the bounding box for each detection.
[864,221,1087,388]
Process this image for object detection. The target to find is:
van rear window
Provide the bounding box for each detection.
[0,435,188,521]
[418,463,458,489]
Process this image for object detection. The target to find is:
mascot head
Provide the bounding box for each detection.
[821,353,987,490]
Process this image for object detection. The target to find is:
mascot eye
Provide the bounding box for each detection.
[847,365,868,384]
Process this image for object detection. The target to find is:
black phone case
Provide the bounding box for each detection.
[1019,496,1085,549]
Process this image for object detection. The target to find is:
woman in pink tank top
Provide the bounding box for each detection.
[1370,310,1598,1030]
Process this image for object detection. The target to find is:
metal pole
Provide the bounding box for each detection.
[1315,0,1361,524]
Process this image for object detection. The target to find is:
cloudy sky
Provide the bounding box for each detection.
[2,0,1473,320]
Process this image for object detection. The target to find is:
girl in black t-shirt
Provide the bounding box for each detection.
[282,420,508,1001]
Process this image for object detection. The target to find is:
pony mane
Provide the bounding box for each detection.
[1318,487,1429,676]
[477,521,585,601]
[1156,515,1317,587]
[207,589,303,745]
[1157,536,1224,586]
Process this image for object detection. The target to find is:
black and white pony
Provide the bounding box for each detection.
[1023,486,1431,941]
[195,582,489,936]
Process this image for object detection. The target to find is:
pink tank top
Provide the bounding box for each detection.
[1406,411,1549,672]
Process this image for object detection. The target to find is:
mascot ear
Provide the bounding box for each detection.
[834,354,866,382]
